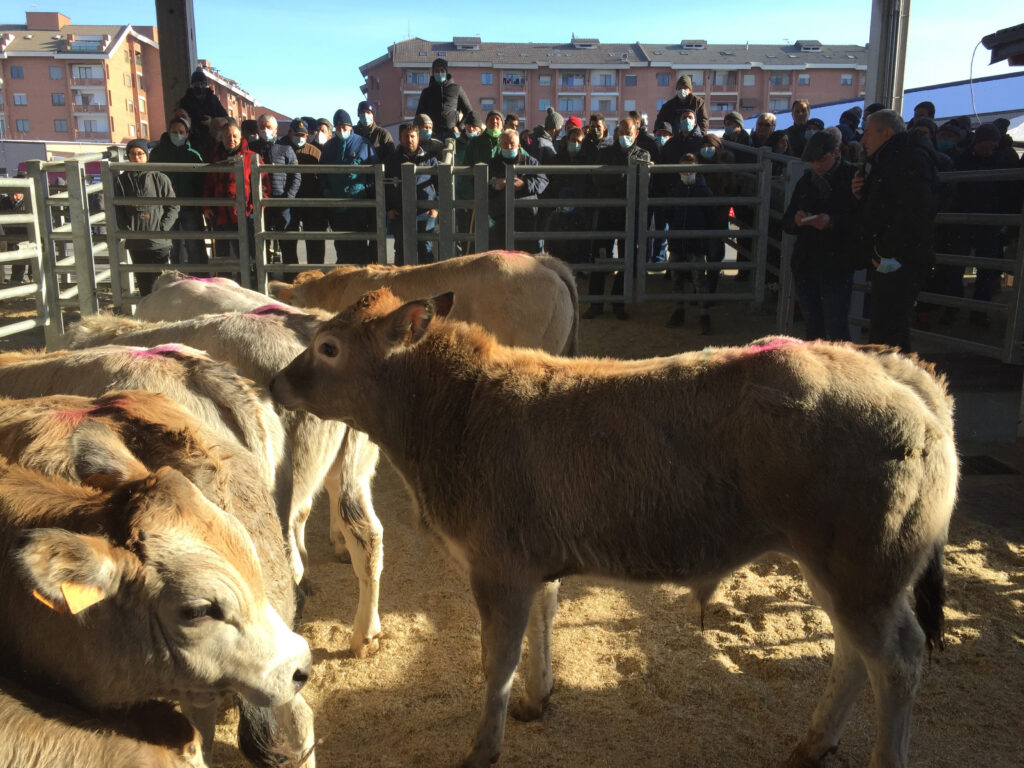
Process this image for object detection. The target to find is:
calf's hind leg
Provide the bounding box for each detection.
[512,579,560,721]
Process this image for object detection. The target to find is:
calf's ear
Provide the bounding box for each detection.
[267,280,292,302]
[431,291,455,319]
[70,422,150,490]
[17,529,128,615]
[387,299,436,347]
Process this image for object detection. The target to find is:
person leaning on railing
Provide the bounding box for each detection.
[544,125,595,265]
[115,139,179,296]
[385,123,439,266]
[486,129,548,253]
[280,118,325,277]
[202,123,266,269]
[149,114,207,266]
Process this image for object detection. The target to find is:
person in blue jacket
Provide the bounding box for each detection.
[320,109,379,265]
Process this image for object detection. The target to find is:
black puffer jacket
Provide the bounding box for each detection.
[782,158,859,272]
[247,138,300,199]
[857,131,940,268]
[415,77,477,133]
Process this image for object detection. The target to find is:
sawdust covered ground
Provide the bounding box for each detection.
[213,297,1024,768]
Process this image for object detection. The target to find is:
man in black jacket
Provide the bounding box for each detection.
[355,100,396,164]
[385,124,439,265]
[853,109,939,351]
[176,68,227,148]
[249,113,300,264]
[415,58,476,140]
[654,75,709,136]
[486,130,548,252]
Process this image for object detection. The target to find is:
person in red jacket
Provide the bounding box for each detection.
[202,122,268,267]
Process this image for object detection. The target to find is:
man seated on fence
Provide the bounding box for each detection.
[655,74,710,136]
[115,139,180,296]
[149,114,206,267]
[280,118,326,279]
[176,68,227,149]
[248,113,300,267]
[319,108,379,265]
[486,129,548,253]
[386,123,439,266]
[355,101,396,164]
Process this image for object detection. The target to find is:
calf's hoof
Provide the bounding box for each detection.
[782,742,838,768]
[509,696,545,722]
[298,577,315,597]
[459,749,501,767]
[350,633,381,659]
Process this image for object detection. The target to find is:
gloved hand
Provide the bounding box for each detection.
[876,257,902,274]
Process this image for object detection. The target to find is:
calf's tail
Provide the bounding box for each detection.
[913,545,946,656]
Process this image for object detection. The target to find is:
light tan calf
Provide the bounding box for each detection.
[270,289,958,768]
[136,270,277,320]
[270,250,579,356]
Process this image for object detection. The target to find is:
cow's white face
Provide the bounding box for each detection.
[14,466,311,710]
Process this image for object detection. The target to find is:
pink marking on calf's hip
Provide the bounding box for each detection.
[247,303,299,317]
[130,344,185,357]
[55,407,98,424]
[187,276,223,283]
[744,337,801,355]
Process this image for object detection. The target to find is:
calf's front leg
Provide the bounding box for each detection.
[512,579,559,721]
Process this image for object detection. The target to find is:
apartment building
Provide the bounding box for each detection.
[360,36,868,130]
[0,12,261,145]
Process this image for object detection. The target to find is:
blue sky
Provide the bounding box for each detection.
[23,1,1022,120]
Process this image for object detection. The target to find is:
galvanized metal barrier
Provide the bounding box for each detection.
[0,175,51,345]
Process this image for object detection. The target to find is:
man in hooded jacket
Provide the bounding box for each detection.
[415,58,477,140]
[655,75,709,136]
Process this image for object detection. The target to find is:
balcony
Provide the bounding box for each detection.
[557,82,587,92]
[70,77,105,87]
[74,130,110,140]
[72,103,108,114]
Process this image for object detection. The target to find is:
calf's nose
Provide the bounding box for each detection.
[292,662,312,690]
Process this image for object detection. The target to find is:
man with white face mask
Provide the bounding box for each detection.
[312,118,333,147]
[280,118,327,276]
[248,113,300,264]
[354,100,395,163]
[655,74,709,136]
[319,108,380,264]
[150,115,206,266]
[415,57,478,140]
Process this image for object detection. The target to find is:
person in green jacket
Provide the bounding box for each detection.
[149,115,206,265]
[457,111,505,250]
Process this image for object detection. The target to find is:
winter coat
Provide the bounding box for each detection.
[202,139,267,227]
[464,131,502,167]
[291,140,322,198]
[655,93,710,136]
[857,131,940,269]
[655,129,704,194]
[385,147,439,212]
[319,133,379,199]
[176,86,227,142]
[781,158,859,273]
[487,150,548,217]
[527,128,558,165]
[415,77,477,133]
[356,123,396,164]
[665,174,713,255]
[784,124,809,160]
[952,145,1019,214]
[582,133,613,164]
[148,133,204,198]
[113,169,179,252]
[247,137,300,199]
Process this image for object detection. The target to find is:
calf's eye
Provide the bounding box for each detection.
[181,602,224,623]
[318,341,339,359]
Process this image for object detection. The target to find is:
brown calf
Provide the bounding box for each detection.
[269,289,958,768]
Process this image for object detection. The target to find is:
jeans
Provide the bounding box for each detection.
[792,269,854,341]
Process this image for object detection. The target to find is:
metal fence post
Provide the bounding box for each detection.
[504,162,515,250]
[374,165,388,266]
[236,156,252,288]
[400,162,418,265]
[99,159,130,313]
[1004,195,1024,366]
[27,159,65,342]
[624,162,638,304]
[437,164,455,261]
[776,160,803,332]
[636,163,651,303]
[752,153,772,312]
[250,155,265,291]
[63,159,99,315]
[473,163,489,254]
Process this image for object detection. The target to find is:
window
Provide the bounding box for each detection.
[127,99,135,113]
[480,98,495,111]
[593,96,617,113]
[16,119,29,132]
[711,101,736,112]
[538,74,551,86]
[656,73,670,87]
[769,72,791,87]
[559,71,584,87]
[538,98,550,111]
[0,120,5,135]
[743,73,756,87]
[404,94,419,111]
[625,74,637,87]
[501,95,525,113]
[11,65,24,79]
[740,98,758,110]
[713,71,736,86]
[78,118,100,132]
[768,99,790,112]
[135,52,143,68]
[124,73,131,87]
[689,72,704,86]
[54,119,68,132]
[406,70,428,85]
[797,73,810,86]
[481,72,493,85]
[501,71,526,87]
[136,75,145,91]
[139,97,146,114]
[624,99,636,112]
[52,92,65,106]
[49,65,63,80]
[13,94,27,106]
[140,122,148,138]
[592,71,617,87]
[557,95,583,112]
[128,123,136,137]
[75,65,96,79]
[840,73,853,86]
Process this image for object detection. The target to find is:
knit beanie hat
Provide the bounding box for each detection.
[676,74,693,90]
[544,107,564,133]
[724,110,744,127]
[126,138,150,157]
[565,116,583,131]
[333,109,353,128]
[432,57,449,72]
[190,68,208,86]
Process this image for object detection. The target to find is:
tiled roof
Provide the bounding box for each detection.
[0,24,134,55]
[391,38,647,67]
[638,42,867,68]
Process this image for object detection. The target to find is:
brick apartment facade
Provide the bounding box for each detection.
[360,36,868,130]
[0,11,263,146]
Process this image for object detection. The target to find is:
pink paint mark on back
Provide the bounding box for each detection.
[130,344,185,358]
[744,337,801,356]
[188,276,223,283]
[247,303,299,317]
[56,407,96,424]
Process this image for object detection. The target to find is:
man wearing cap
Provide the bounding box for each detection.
[386,123,439,266]
[311,118,333,149]
[528,107,564,164]
[781,131,859,341]
[114,139,179,296]
[149,114,206,266]
[655,75,709,136]
[355,101,395,164]
[722,111,750,145]
[176,67,227,146]
[280,118,326,277]
[320,108,380,265]
[415,57,477,141]
[413,114,446,160]
[248,113,299,266]
[851,109,939,350]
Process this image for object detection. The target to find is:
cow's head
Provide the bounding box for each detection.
[10,426,311,711]
[270,288,453,428]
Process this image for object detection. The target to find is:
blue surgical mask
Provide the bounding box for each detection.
[434,73,446,84]
[680,173,697,185]
[500,147,518,159]
[292,136,306,148]
[568,142,582,154]
[724,125,738,136]
[169,133,187,147]
[657,135,669,146]
[683,118,696,133]
[805,129,818,140]
[337,128,351,140]
[936,139,954,152]
[359,113,373,127]
[618,135,634,149]
[699,146,715,159]
[260,128,276,142]
[678,89,689,99]
[419,129,432,143]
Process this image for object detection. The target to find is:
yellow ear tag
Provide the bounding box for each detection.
[32,589,67,614]
[60,582,105,615]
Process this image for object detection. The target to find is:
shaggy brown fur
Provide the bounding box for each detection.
[270,289,958,768]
